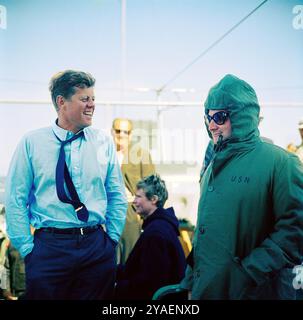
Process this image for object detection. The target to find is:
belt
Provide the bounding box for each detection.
[38,225,101,235]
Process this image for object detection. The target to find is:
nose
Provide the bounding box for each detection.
[87,98,95,108]
[208,119,218,131]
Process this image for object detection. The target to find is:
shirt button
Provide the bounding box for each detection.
[208,186,214,192]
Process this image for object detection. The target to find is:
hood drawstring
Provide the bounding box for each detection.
[209,134,226,187]
[214,135,223,153]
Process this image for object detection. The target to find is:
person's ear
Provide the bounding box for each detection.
[56,96,65,111]
[151,195,159,205]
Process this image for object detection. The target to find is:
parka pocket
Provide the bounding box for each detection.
[241,267,297,300]
[193,236,255,299]
[228,257,255,299]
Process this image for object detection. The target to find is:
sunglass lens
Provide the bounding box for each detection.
[214,112,225,125]
[205,111,228,125]
[115,129,130,135]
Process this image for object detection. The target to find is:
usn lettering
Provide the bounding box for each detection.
[231,176,250,184]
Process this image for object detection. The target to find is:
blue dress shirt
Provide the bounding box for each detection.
[5,122,128,258]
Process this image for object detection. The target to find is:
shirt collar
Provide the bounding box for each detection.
[52,119,88,141]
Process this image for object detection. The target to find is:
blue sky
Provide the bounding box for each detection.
[0,0,303,176]
[1,0,302,99]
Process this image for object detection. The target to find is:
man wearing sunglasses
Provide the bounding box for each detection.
[111,118,155,264]
[180,74,303,300]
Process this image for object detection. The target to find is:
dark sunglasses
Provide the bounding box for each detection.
[205,111,229,125]
[114,129,131,135]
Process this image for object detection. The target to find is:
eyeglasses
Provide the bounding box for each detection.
[114,129,131,135]
[205,111,229,125]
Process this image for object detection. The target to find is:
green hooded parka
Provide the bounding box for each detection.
[181,74,303,300]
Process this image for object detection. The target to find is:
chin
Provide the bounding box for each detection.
[83,121,92,128]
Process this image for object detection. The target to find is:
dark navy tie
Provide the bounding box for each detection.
[55,131,89,222]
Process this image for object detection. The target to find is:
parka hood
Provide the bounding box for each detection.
[142,207,180,236]
[204,74,260,147]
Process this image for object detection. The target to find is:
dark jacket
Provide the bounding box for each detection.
[117,146,155,264]
[115,207,186,300]
[180,74,303,300]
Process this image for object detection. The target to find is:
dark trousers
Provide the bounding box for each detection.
[24,226,116,300]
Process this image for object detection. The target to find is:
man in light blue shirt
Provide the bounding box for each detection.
[5,70,128,300]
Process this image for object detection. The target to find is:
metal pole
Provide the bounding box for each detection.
[121,0,126,101]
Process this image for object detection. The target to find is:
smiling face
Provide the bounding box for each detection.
[57,86,95,133]
[207,109,232,144]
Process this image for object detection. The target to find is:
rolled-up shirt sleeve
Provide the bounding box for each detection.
[5,136,34,258]
[104,138,127,243]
